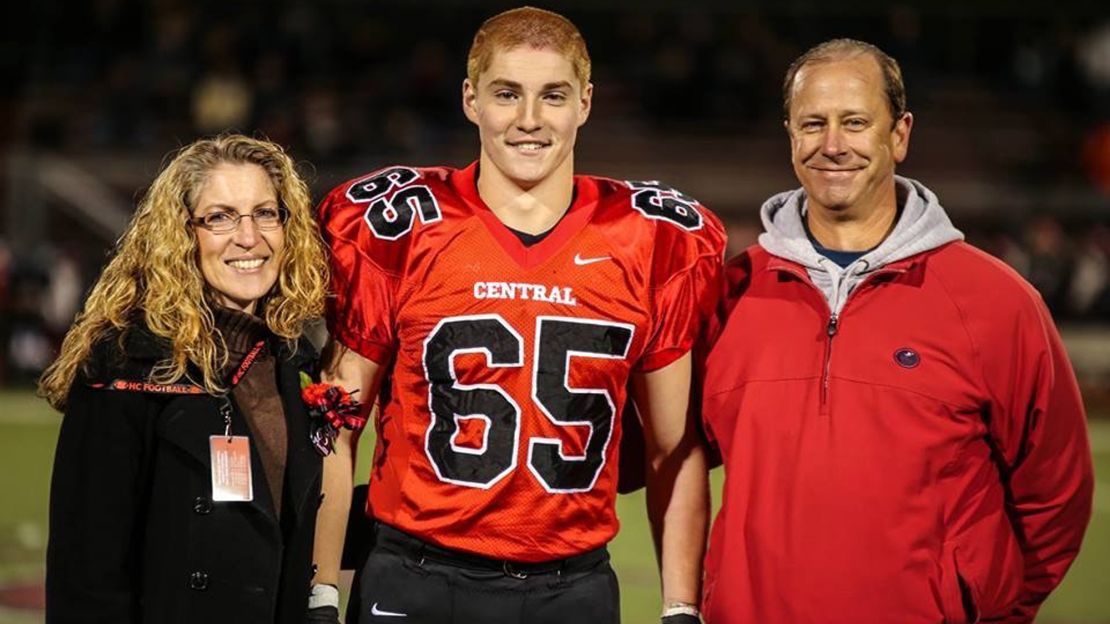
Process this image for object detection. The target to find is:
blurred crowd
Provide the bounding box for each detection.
[9,2,1110,170]
[0,239,81,385]
[2,1,1109,385]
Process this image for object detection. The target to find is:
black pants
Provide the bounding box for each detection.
[347,523,620,624]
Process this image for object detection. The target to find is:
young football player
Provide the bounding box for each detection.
[310,7,724,624]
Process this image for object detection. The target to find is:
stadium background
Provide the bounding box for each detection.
[1,0,1107,621]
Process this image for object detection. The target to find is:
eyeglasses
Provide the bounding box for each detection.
[189,207,289,233]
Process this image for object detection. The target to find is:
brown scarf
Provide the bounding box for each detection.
[214,306,287,518]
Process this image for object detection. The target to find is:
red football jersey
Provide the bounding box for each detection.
[319,162,724,561]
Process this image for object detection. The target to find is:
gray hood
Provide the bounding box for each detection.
[758,175,963,315]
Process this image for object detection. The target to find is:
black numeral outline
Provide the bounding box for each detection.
[346,167,442,240]
[626,180,704,231]
[528,316,635,493]
[421,315,523,489]
[419,314,634,492]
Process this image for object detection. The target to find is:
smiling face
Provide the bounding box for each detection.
[192,162,284,315]
[463,44,592,191]
[786,54,912,218]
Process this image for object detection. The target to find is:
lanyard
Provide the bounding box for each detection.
[230,340,267,387]
[221,340,268,440]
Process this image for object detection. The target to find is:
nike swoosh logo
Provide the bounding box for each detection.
[371,603,408,617]
[573,253,611,266]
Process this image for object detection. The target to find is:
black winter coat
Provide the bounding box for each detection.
[46,324,323,624]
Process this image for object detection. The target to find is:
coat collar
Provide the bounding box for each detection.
[764,253,920,280]
[86,320,321,528]
[85,320,318,390]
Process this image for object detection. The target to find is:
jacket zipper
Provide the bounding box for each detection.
[771,262,909,416]
[821,313,839,413]
[771,264,841,413]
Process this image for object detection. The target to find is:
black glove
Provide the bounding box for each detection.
[306,605,340,624]
[661,614,700,624]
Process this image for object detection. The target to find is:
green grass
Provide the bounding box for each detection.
[1038,421,1110,622]
[1,391,1107,623]
[0,393,56,579]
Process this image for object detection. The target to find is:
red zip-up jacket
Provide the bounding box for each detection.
[701,241,1093,623]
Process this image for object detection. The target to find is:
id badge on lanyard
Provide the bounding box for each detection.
[208,340,265,502]
[209,434,253,502]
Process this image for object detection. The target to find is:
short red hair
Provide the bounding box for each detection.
[466,6,591,88]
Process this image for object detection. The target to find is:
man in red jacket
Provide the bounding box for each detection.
[701,38,1093,623]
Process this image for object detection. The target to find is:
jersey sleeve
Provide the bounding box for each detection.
[638,200,727,372]
[317,175,403,366]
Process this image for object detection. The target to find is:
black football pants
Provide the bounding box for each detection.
[347,523,620,624]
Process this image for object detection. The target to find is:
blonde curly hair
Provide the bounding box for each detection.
[39,134,328,410]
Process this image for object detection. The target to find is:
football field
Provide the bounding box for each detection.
[0,390,1106,623]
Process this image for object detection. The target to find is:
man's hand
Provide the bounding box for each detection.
[305,605,340,624]
[307,582,341,623]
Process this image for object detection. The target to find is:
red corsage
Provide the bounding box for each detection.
[301,382,364,456]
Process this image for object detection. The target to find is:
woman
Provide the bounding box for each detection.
[39,134,329,623]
